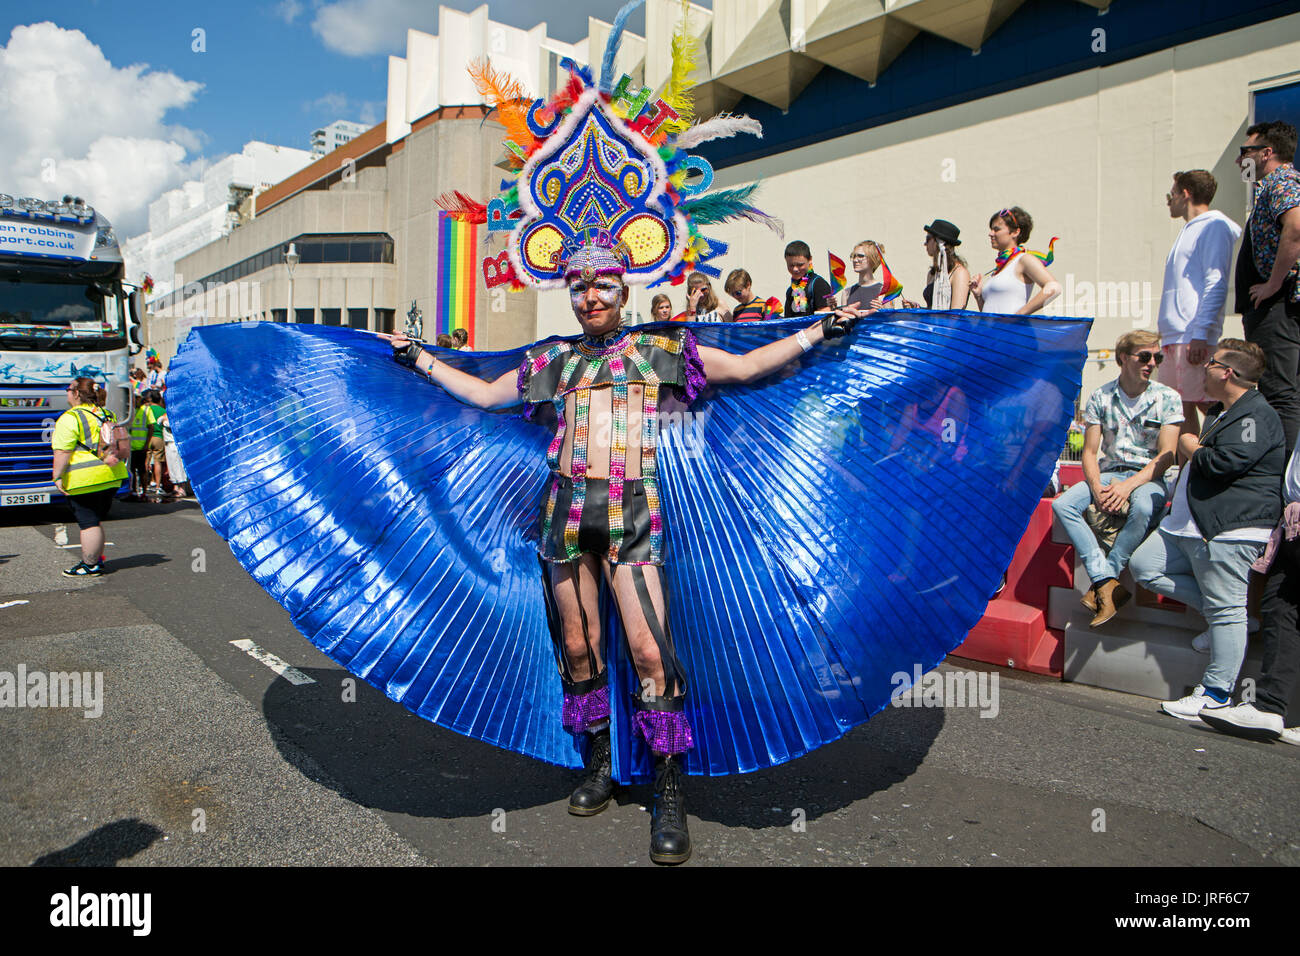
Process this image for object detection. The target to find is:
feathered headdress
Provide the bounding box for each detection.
[451,0,779,291]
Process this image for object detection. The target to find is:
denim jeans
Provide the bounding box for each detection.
[1052,471,1166,585]
[1129,528,1264,696]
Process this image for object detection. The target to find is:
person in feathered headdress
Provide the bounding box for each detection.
[393,2,859,862]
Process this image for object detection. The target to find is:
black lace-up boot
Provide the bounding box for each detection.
[568,728,614,816]
[649,754,691,864]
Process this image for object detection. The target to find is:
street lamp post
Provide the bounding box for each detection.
[284,242,300,322]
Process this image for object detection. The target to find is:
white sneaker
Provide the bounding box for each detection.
[1160,685,1231,722]
[1199,702,1283,741]
[1191,629,1211,654]
[1281,727,1300,746]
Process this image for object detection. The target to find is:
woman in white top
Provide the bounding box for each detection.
[685,271,731,323]
[971,206,1061,315]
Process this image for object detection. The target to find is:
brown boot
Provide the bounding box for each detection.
[1080,585,1098,613]
[1089,579,1131,627]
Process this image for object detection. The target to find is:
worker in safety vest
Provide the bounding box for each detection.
[128,389,163,500]
[50,377,128,577]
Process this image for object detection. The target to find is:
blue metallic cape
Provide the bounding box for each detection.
[168,311,1090,782]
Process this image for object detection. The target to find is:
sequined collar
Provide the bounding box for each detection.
[576,326,631,356]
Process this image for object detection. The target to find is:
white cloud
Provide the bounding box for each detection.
[305,91,351,113]
[0,22,204,236]
[311,0,434,57]
[274,0,305,24]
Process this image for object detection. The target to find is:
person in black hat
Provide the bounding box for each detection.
[918,219,970,310]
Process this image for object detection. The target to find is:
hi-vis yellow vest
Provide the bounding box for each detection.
[59,404,128,494]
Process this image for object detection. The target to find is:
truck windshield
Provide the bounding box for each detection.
[0,280,123,345]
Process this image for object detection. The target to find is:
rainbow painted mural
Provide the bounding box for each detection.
[436,211,477,343]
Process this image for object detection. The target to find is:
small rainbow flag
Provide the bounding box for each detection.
[436,211,478,343]
[827,252,847,295]
[879,256,904,303]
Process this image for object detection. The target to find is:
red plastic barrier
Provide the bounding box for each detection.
[952,497,1073,677]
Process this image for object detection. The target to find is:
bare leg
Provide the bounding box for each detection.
[545,555,604,681]
[81,525,104,565]
[604,561,683,701]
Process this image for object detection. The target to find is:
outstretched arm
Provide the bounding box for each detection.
[698,314,857,385]
[387,335,520,409]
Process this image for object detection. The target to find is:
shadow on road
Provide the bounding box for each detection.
[31,818,165,867]
[262,667,943,827]
[104,552,170,572]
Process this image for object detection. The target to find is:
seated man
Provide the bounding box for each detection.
[1052,331,1183,626]
[1130,339,1285,720]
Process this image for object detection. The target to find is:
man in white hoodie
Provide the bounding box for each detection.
[1158,170,1243,432]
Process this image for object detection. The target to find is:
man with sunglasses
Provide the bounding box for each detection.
[1159,169,1241,434]
[1130,340,1285,721]
[1235,121,1300,452]
[1052,331,1183,626]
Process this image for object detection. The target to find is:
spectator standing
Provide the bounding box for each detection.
[1129,339,1285,720]
[970,207,1061,315]
[1200,439,1300,744]
[145,353,166,392]
[50,378,128,576]
[1236,121,1300,453]
[649,294,673,323]
[685,272,730,322]
[435,333,454,348]
[843,241,884,312]
[128,389,162,500]
[917,221,970,310]
[158,398,190,499]
[1158,169,1242,434]
[1051,331,1183,626]
[142,388,166,498]
[783,240,835,317]
[725,269,774,321]
[452,328,473,351]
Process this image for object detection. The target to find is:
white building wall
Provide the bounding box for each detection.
[535,13,1300,402]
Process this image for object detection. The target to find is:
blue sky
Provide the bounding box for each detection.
[3,0,658,158]
[0,0,675,235]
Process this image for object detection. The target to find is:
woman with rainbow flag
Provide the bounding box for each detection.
[971,206,1062,315]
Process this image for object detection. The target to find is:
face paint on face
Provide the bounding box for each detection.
[569,278,624,309]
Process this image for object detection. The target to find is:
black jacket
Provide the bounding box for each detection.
[1188,387,1284,540]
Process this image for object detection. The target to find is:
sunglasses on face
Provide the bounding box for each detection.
[1238,144,1268,157]
[1205,357,1237,373]
[1131,350,1164,365]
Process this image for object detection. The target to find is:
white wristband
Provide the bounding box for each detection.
[796,329,813,353]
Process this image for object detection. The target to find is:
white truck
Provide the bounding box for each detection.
[0,193,142,507]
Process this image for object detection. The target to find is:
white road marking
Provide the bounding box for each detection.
[0,600,31,610]
[229,639,316,685]
[57,542,115,549]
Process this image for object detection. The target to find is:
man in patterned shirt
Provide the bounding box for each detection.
[1052,330,1183,626]
[1237,121,1300,452]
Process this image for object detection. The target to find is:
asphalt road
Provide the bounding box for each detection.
[1,496,1297,867]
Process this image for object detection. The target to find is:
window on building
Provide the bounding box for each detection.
[375,309,395,334]
[271,309,287,323]
[320,308,341,326]
[347,308,368,330]
[294,308,315,324]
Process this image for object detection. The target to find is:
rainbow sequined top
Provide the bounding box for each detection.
[517,326,706,562]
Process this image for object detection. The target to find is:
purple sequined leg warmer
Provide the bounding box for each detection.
[633,699,694,755]
[561,675,610,734]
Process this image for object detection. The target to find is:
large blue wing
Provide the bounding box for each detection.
[169,312,1089,780]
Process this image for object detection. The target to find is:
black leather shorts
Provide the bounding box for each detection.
[539,473,662,566]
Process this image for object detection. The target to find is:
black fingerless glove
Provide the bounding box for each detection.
[393,341,426,369]
[820,312,859,340]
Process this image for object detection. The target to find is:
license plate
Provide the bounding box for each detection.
[1,492,50,506]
